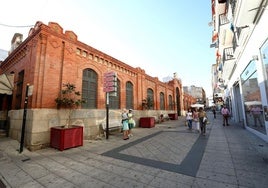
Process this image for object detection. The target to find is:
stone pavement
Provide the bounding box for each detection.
[0,112,268,188]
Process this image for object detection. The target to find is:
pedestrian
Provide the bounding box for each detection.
[221,105,230,126]
[186,108,193,130]
[198,107,208,135]
[192,108,200,133]
[128,109,135,137]
[121,108,129,140]
[250,105,263,127]
[212,106,216,119]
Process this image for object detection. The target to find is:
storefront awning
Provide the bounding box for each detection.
[0,74,14,95]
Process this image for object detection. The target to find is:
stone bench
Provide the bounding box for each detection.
[163,114,170,121]
[101,119,122,137]
[152,116,160,123]
[157,114,170,123]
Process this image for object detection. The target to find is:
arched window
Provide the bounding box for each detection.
[160,92,165,110]
[82,69,97,109]
[176,87,181,116]
[147,88,154,110]
[168,95,173,110]
[109,78,120,109]
[15,70,24,109]
[126,81,133,109]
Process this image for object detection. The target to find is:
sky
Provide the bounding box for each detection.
[0,0,215,97]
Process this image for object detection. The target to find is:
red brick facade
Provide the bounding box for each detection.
[1,21,183,113]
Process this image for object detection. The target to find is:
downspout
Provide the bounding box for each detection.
[59,41,65,93]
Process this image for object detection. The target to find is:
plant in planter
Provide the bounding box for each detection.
[55,83,85,127]
[146,96,154,110]
[51,83,86,151]
[142,97,154,111]
[140,97,155,128]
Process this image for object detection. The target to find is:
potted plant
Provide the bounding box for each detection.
[140,97,155,128]
[50,83,86,151]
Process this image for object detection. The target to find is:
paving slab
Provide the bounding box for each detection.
[0,112,268,188]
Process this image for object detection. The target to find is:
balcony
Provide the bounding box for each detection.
[219,13,229,26]
[218,13,234,47]
[223,47,234,62]
[233,25,250,56]
[232,0,264,27]
[222,47,235,81]
[216,0,228,15]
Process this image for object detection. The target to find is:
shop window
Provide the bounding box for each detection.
[241,61,265,133]
[260,39,268,102]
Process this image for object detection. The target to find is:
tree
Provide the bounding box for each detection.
[142,97,154,110]
[55,83,85,127]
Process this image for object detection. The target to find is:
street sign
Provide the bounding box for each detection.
[103,86,117,92]
[103,82,115,87]
[104,71,116,77]
[104,76,116,82]
[103,71,117,93]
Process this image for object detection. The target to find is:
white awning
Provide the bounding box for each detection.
[0,73,14,95]
[244,101,262,106]
[191,104,204,108]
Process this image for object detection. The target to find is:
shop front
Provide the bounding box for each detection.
[241,59,266,135]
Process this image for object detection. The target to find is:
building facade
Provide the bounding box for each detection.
[183,86,206,106]
[211,0,268,142]
[0,21,185,150]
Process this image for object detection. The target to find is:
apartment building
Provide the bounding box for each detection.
[211,0,268,142]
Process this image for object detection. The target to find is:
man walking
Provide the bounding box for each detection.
[221,105,230,126]
[250,105,263,127]
[212,106,216,119]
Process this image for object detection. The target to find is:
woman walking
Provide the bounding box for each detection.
[121,108,129,140]
[192,108,200,133]
[128,109,135,137]
[198,107,208,136]
[186,108,193,130]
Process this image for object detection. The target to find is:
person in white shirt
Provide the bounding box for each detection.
[127,109,135,136]
[186,108,193,130]
[192,108,200,133]
[250,105,263,127]
[121,109,129,140]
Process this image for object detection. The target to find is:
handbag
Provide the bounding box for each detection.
[203,117,207,123]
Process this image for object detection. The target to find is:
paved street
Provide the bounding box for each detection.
[0,112,268,188]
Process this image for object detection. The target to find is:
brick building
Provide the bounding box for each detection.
[0,21,184,150]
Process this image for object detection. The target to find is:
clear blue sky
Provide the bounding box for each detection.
[0,0,215,96]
